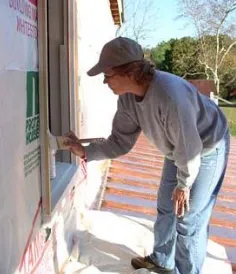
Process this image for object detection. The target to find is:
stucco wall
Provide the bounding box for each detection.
[77,0,119,209]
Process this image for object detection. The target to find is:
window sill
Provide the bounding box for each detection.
[51,162,78,210]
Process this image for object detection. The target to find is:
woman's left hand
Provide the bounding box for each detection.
[172,187,190,218]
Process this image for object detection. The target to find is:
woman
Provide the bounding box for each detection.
[66,37,230,274]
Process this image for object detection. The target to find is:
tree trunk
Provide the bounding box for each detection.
[215,77,220,95]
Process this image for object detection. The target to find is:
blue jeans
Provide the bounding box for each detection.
[150,133,230,274]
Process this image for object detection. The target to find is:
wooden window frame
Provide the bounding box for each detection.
[38,0,80,222]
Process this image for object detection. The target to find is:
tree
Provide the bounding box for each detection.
[150,36,236,99]
[150,38,205,78]
[150,40,172,70]
[170,37,205,78]
[117,0,159,45]
[177,0,236,94]
[219,40,236,98]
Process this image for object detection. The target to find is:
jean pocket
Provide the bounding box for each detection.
[201,150,218,168]
[201,148,217,160]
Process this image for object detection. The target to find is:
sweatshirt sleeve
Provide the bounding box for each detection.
[84,97,141,162]
[165,99,203,189]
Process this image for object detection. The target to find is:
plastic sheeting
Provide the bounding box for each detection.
[63,210,233,274]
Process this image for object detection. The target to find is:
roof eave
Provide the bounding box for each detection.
[109,0,124,26]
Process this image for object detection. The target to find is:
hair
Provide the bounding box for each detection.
[112,59,156,85]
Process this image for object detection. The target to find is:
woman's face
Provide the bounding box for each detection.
[103,68,135,95]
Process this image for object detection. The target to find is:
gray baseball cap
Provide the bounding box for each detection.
[87,37,144,76]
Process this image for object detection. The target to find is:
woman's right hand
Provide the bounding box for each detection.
[64,131,86,158]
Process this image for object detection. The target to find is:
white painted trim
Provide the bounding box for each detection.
[38,0,51,216]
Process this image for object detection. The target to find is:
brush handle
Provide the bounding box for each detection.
[78,138,105,144]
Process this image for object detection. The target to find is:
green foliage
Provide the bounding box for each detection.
[171,37,204,78]
[149,35,236,99]
[221,107,236,136]
[150,40,172,70]
[220,72,236,99]
[150,37,205,78]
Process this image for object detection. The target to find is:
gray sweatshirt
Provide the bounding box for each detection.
[85,70,228,189]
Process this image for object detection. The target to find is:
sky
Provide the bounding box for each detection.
[121,0,196,48]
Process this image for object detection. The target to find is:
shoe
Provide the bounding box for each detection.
[131,255,174,273]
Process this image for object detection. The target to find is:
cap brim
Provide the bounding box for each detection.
[87,63,105,76]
